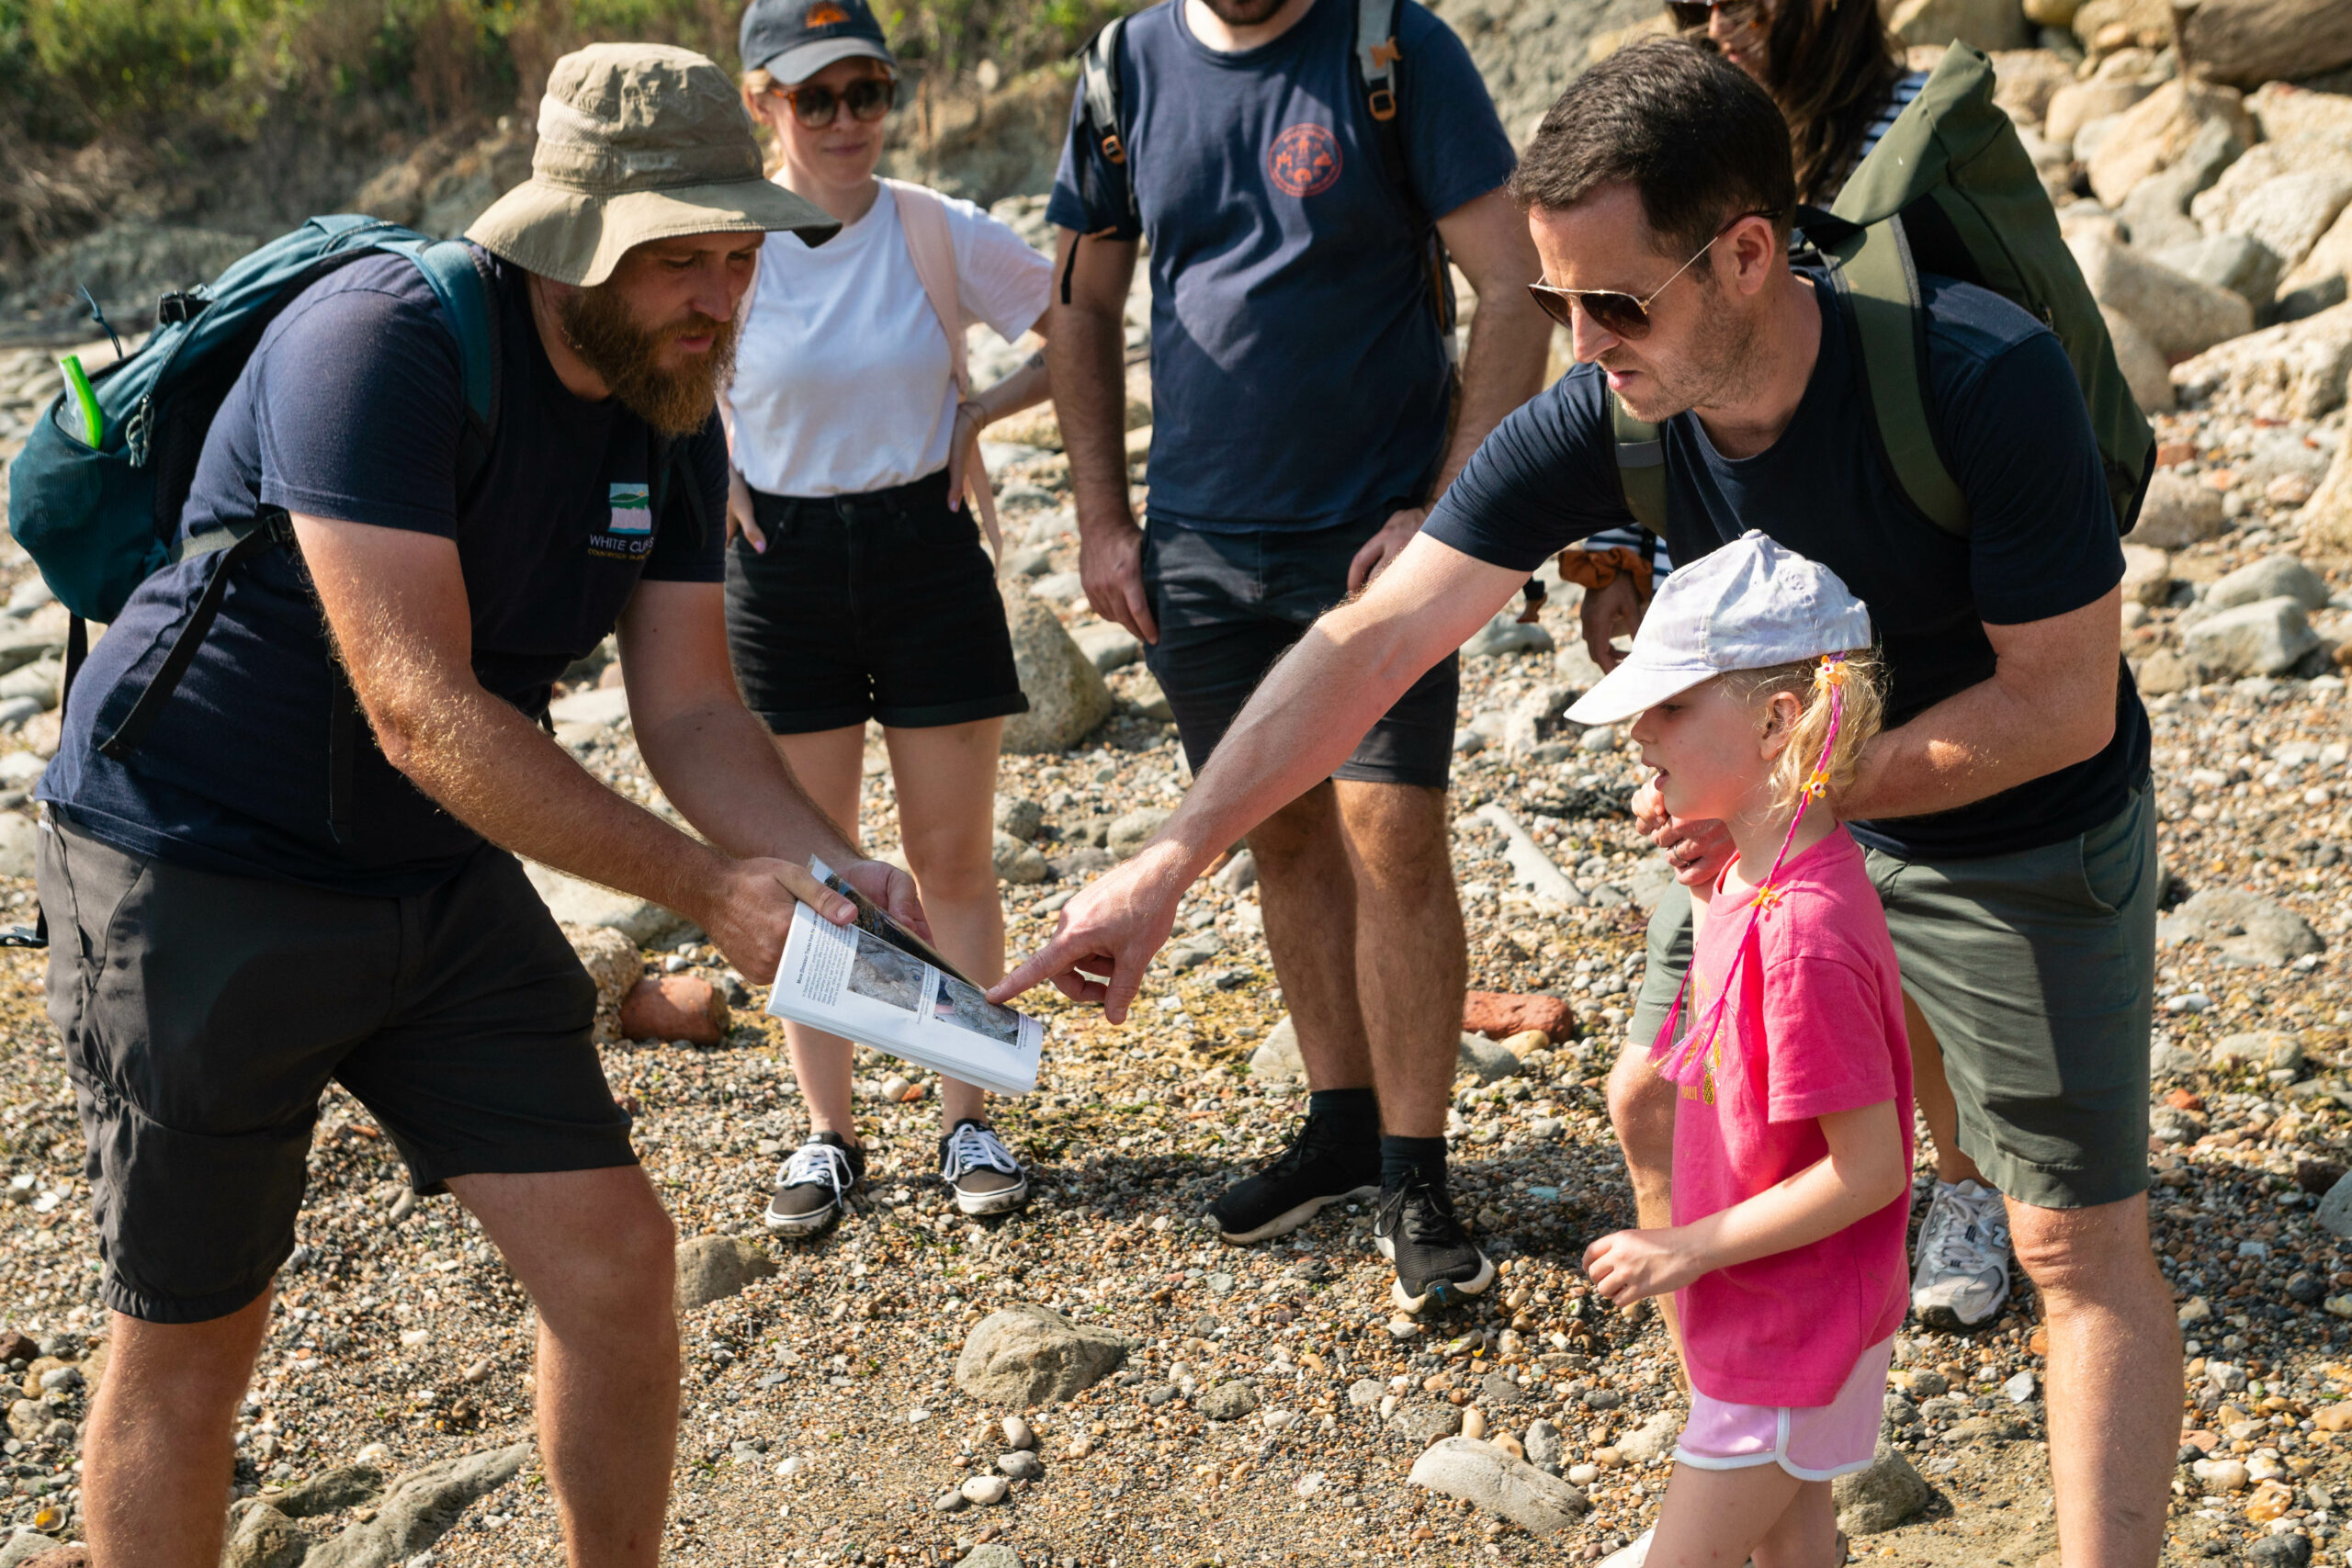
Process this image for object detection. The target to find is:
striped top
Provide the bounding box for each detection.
[1845,68,1931,190]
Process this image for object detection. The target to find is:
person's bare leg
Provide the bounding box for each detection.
[81,1293,272,1566]
[884,717,1008,1131]
[1333,781,1462,1139]
[1905,997,1989,1186]
[452,1168,678,1568]
[1247,781,1374,1092]
[1643,1461,1822,1568]
[768,727,867,1145]
[2009,1191,2179,1568]
[1747,1477,1840,1568]
[1607,1040,1688,1367]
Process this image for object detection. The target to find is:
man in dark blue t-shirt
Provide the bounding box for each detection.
[1041,0,1552,1314]
[31,45,925,1563]
[1006,39,2175,1564]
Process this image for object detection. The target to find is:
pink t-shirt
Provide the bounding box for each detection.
[1665,827,1914,1408]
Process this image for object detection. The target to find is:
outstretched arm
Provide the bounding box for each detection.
[293,515,922,985]
[989,535,1522,1020]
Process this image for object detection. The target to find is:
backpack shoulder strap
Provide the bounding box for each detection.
[883,180,1004,564]
[401,239,503,495]
[1816,216,1971,539]
[1357,0,1425,230]
[1611,396,1668,536]
[886,180,969,395]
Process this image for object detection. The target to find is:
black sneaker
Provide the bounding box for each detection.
[764,1133,865,1235]
[1373,1176,1495,1314]
[938,1120,1030,1216]
[1209,1112,1379,1245]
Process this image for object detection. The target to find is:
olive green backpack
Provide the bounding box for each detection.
[1612,42,2156,541]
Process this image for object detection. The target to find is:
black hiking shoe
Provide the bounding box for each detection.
[763,1133,865,1235]
[1209,1112,1380,1245]
[937,1120,1031,1216]
[1373,1175,1495,1314]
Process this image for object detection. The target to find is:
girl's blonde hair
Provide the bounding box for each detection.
[742,69,786,176]
[1724,648,1884,815]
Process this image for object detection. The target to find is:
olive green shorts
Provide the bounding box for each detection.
[1631,785,2158,1211]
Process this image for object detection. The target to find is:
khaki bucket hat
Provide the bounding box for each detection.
[467,42,840,288]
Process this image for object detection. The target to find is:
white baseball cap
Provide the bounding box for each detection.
[1565,531,1873,727]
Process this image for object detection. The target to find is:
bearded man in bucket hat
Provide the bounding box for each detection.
[32,43,907,1566]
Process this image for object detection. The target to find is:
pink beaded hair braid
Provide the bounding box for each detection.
[1648,653,1850,1089]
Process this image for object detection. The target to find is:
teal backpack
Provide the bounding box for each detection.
[1612,43,2156,542]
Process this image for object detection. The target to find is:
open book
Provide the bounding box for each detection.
[766,858,1045,1096]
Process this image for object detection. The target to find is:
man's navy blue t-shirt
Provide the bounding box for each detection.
[40,248,728,895]
[1046,0,1515,534]
[1424,266,2151,863]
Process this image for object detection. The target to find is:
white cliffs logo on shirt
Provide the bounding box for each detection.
[589,481,658,561]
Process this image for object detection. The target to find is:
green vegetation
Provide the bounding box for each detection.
[1,0,1129,146]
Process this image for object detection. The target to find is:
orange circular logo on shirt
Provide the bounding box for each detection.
[1268,123,1342,197]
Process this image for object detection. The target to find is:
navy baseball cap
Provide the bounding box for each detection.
[740,0,894,84]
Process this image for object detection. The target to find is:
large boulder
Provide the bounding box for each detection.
[2086,81,2252,209]
[2171,299,2352,420]
[222,1504,312,1568]
[2067,234,2252,361]
[1408,1438,1590,1533]
[2120,543,2174,606]
[2280,208,2352,314]
[524,863,695,949]
[2181,596,2321,678]
[2070,0,2173,51]
[2247,82,2352,148]
[2132,472,2227,549]
[2100,308,2174,414]
[2118,116,2245,254]
[2204,171,2352,277]
[2045,78,2159,148]
[301,1445,529,1568]
[1001,595,1114,755]
[2175,0,2352,90]
[2205,555,2333,614]
[2160,888,2325,967]
[1834,1443,1934,1533]
[955,1306,1137,1405]
[2148,233,2280,310]
[2304,430,2352,556]
[1987,48,2076,125]
[675,1235,777,1311]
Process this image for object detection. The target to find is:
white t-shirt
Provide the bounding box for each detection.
[729,182,1051,497]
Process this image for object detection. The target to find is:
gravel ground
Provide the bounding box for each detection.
[0,354,2346,1568]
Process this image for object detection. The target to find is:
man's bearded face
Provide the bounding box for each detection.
[558,282,739,436]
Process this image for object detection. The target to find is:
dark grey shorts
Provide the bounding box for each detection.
[1631,785,2159,1211]
[39,815,635,1324]
[1141,517,1460,790]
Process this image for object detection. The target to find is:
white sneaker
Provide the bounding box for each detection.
[938,1120,1030,1216]
[1598,1529,1651,1568]
[1910,1178,2012,1330]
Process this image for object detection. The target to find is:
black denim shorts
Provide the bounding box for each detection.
[38,813,633,1324]
[1141,515,1460,789]
[725,468,1030,735]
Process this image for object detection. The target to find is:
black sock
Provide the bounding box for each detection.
[1380,1134,1448,1191]
[1308,1087,1380,1145]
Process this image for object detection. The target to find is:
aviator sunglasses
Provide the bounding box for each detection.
[770,73,898,128]
[1525,209,1779,339]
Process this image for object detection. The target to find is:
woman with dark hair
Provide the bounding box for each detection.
[1669,0,1925,204]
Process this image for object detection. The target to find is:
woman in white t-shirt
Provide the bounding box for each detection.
[729,0,1053,1236]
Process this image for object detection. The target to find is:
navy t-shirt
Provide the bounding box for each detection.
[40,249,728,895]
[1046,0,1516,534]
[1424,266,2151,862]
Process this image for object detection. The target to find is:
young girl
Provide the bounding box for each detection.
[1576,532,1914,1568]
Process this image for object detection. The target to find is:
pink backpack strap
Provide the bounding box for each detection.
[885,178,1001,564]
